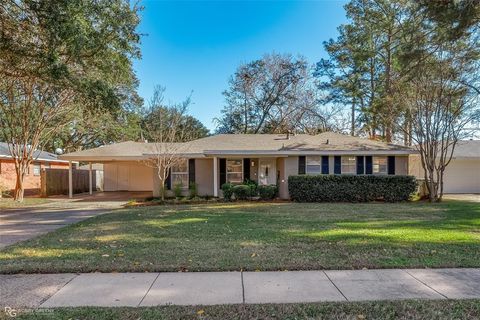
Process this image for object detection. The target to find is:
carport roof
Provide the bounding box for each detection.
[58,132,416,161]
[453,140,480,159]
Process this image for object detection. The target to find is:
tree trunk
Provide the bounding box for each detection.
[14,166,25,202]
[351,98,356,136]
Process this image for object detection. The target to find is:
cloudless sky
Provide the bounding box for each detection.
[133,0,349,131]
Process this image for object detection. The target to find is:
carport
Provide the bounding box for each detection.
[58,141,156,199]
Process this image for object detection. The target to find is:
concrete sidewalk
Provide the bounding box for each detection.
[1,269,479,308]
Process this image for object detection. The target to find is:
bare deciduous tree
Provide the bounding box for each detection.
[400,55,479,202]
[142,86,195,200]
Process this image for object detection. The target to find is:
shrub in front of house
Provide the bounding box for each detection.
[189,182,198,199]
[288,175,417,202]
[173,183,183,199]
[244,179,258,198]
[232,184,251,200]
[221,183,234,201]
[258,185,278,200]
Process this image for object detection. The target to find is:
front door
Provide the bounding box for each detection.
[259,158,276,185]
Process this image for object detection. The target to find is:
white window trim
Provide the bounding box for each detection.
[171,159,189,189]
[341,156,356,175]
[33,163,41,176]
[306,156,322,175]
[226,158,243,184]
[372,156,388,175]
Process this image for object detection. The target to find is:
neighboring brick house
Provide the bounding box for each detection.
[0,142,71,196]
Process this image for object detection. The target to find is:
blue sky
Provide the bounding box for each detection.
[134,0,348,130]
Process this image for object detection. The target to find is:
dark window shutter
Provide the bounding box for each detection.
[219,158,227,186]
[365,156,373,174]
[388,156,395,175]
[188,159,195,185]
[298,156,306,174]
[321,156,329,174]
[334,156,341,174]
[356,156,365,175]
[165,168,171,190]
[243,158,251,182]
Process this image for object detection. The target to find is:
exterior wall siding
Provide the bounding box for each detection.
[103,161,153,192]
[195,158,214,196]
[281,156,298,199]
[395,156,408,175]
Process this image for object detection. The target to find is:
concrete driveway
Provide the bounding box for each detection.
[444,194,480,202]
[0,192,148,249]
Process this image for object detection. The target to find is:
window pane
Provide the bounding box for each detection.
[227,159,242,173]
[341,156,356,174]
[306,156,321,166]
[33,164,41,176]
[227,172,243,184]
[306,165,321,174]
[373,156,387,174]
[172,159,188,173]
[172,173,188,188]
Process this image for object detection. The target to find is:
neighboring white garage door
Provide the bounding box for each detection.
[443,159,480,193]
[104,162,153,191]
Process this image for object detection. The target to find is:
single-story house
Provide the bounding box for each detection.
[409,140,480,194]
[59,132,417,199]
[0,142,71,195]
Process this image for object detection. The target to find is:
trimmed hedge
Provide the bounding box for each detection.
[221,183,234,201]
[258,185,278,200]
[288,175,417,202]
[232,184,251,200]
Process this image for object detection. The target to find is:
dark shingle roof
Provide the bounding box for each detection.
[0,142,67,162]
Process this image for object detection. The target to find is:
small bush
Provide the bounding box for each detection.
[173,183,183,199]
[244,179,258,198]
[232,184,251,200]
[221,183,234,201]
[288,175,417,202]
[258,185,278,200]
[189,182,198,199]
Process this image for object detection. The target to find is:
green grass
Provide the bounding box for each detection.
[0,197,51,208]
[0,201,479,273]
[12,300,480,320]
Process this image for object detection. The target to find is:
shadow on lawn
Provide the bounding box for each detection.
[0,200,478,273]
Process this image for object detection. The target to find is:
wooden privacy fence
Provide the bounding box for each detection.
[41,168,96,197]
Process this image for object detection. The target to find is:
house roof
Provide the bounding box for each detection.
[453,140,480,159]
[59,132,415,161]
[0,142,69,163]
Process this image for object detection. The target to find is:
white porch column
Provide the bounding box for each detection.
[68,161,73,199]
[89,162,93,195]
[213,157,218,197]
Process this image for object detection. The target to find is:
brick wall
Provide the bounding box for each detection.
[0,159,69,196]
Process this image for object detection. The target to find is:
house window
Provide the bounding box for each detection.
[227,159,243,184]
[33,163,41,176]
[373,156,388,175]
[306,156,321,175]
[341,156,356,174]
[171,159,189,189]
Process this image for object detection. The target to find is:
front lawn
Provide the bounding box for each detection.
[0,197,51,209]
[0,201,479,273]
[14,300,480,320]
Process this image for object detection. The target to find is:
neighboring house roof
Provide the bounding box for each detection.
[0,142,69,163]
[452,140,480,159]
[59,132,415,161]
